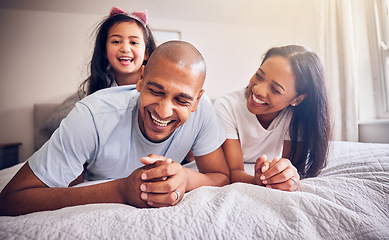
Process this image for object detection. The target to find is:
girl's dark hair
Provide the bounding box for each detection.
[79,13,156,96]
[261,45,331,178]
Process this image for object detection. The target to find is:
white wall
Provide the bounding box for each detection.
[0,9,100,162]
[0,3,319,162]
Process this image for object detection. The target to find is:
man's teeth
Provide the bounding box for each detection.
[252,94,267,105]
[151,114,170,127]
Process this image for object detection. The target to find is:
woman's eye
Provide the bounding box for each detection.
[272,87,281,94]
[255,73,264,81]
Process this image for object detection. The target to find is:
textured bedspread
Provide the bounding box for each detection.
[0,141,388,239]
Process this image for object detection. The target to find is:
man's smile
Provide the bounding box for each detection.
[150,113,172,127]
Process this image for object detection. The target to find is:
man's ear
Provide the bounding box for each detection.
[136,66,145,92]
[291,94,307,106]
[191,89,205,112]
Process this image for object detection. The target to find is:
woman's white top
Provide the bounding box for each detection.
[214,88,292,163]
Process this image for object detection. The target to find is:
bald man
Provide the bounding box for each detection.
[0,41,229,216]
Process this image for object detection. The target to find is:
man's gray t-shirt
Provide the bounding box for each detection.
[29,85,226,187]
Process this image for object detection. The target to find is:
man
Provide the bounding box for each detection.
[0,41,229,216]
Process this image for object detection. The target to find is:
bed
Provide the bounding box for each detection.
[0,140,388,239]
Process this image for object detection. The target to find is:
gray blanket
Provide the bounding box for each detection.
[0,141,388,239]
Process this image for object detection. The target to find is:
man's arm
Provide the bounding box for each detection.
[187,146,230,189]
[138,147,230,208]
[0,162,152,216]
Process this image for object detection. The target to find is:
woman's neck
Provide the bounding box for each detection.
[256,111,280,129]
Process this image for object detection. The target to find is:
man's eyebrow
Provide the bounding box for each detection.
[272,80,285,92]
[146,81,164,90]
[177,93,194,101]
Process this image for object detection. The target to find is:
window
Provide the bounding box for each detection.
[151,30,181,46]
[370,0,389,118]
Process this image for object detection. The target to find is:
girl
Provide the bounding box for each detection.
[214,45,331,191]
[80,6,156,96]
[70,7,156,186]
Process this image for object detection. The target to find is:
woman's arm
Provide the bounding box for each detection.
[222,139,259,184]
[282,140,292,158]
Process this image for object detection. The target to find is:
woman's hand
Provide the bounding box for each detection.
[254,155,300,191]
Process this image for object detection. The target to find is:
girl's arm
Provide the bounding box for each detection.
[222,139,259,184]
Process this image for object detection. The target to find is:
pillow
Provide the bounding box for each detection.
[42,92,81,133]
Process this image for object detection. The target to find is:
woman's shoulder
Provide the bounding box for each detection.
[269,107,294,131]
[274,107,293,123]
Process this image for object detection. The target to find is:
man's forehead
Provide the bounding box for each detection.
[146,54,205,85]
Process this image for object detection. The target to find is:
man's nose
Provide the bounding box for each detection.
[155,99,173,119]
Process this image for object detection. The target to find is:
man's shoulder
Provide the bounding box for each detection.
[191,93,215,118]
[197,93,212,108]
[79,86,139,114]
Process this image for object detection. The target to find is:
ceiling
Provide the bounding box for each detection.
[0,0,302,28]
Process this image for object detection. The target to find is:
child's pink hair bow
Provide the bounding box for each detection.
[109,6,148,25]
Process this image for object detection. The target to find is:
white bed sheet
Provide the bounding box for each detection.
[0,141,388,239]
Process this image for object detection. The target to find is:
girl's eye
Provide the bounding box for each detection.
[131,41,139,45]
[111,40,121,44]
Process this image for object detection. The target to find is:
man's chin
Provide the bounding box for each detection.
[144,131,173,143]
[144,121,179,143]
[146,136,168,143]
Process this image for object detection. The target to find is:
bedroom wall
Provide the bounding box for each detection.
[0,2,319,162]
